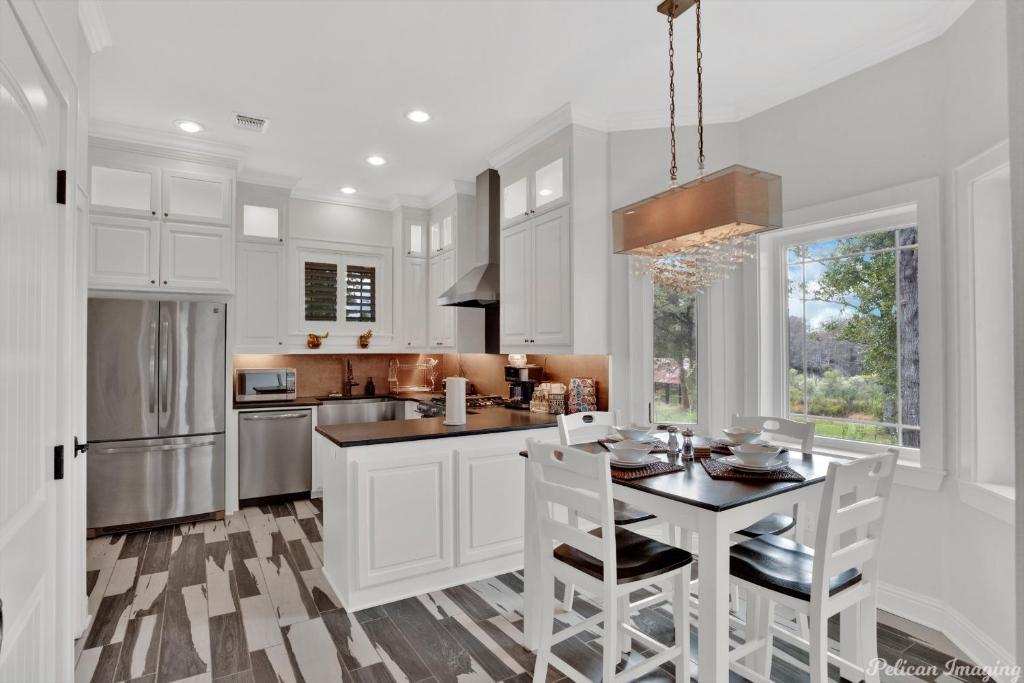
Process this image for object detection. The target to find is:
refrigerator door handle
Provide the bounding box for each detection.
[148,319,158,414]
[159,318,169,413]
[93,439,219,454]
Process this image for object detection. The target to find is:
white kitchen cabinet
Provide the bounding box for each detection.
[456,448,526,564]
[89,217,161,289]
[354,450,454,587]
[160,223,233,292]
[428,249,456,348]
[161,170,233,226]
[91,164,161,218]
[236,243,285,351]
[404,220,427,259]
[500,206,571,351]
[402,257,428,349]
[499,143,570,230]
[429,213,455,255]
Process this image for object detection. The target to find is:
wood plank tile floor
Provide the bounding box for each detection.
[75,501,983,683]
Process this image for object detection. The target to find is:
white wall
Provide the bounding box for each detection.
[289,197,393,245]
[609,0,1014,668]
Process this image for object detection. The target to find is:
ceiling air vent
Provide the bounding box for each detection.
[233,112,268,133]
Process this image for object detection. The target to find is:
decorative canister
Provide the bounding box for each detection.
[567,377,597,413]
[548,393,565,414]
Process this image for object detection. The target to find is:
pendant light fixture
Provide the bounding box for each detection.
[612,0,782,293]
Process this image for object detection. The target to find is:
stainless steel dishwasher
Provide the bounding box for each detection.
[238,409,312,500]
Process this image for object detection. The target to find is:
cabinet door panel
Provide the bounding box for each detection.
[531,207,571,347]
[533,157,565,211]
[499,222,532,348]
[89,217,160,289]
[355,452,453,587]
[406,222,426,258]
[162,171,232,225]
[403,258,428,349]
[428,251,456,348]
[91,165,159,217]
[160,223,233,292]
[456,449,525,564]
[501,175,529,229]
[236,244,283,350]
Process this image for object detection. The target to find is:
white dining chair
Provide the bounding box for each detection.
[526,439,693,683]
[557,412,682,618]
[727,449,899,683]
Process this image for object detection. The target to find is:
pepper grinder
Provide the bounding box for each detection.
[681,428,694,460]
[666,426,681,458]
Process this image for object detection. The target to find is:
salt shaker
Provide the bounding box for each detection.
[666,426,681,457]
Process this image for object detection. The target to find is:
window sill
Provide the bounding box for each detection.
[809,443,946,491]
[957,480,1014,525]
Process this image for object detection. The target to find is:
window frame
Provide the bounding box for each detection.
[758,178,945,477]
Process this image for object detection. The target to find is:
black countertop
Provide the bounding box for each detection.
[316,407,558,448]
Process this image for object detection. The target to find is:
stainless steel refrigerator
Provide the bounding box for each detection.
[87,298,226,530]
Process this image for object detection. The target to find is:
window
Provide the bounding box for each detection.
[242,205,279,240]
[652,286,698,424]
[304,261,337,321]
[345,265,376,322]
[787,226,919,448]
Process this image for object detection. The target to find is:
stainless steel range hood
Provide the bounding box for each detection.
[439,169,500,308]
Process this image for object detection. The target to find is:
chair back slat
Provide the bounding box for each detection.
[527,439,617,583]
[731,414,815,453]
[811,449,898,601]
[557,410,622,446]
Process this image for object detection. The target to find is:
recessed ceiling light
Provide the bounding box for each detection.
[340,186,357,194]
[406,110,431,123]
[538,189,553,197]
[365,155,387,166]
[175,119,204,133]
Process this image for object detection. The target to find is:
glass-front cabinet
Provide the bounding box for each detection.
[91,164,161,218]
[498,141,569,229]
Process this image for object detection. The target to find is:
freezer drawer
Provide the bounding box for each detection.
[238,410,312,500]
[87,434,225,529]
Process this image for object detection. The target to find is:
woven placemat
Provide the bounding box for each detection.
[610,460,687,480]
[700,457,805,482]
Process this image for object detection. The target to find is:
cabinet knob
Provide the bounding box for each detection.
[278,341,283,345]
[163,212,168,217]
[151,211,156,216]
[163,280,168,285]
[150,280,156,284]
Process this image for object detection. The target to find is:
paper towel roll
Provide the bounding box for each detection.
[444,377,467,426]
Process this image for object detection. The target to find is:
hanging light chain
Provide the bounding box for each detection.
[667,13,677,185]
[695,0,705,174]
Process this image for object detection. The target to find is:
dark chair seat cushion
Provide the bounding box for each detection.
[613,500,657,525]
[735,513,796,539]
[730,534,861,602]
[554,527,693,584]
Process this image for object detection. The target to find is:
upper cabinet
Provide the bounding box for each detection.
[161,171,233,225]
[429,209,455,255]
[400,207,430,259]
[499,135,570,230]
[497,125,609,354]
[236,243,285,352]
[88,216,161,289]
[91,164,161,218]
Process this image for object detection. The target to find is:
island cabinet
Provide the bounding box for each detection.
[319,428,557,610]
[496,124,610,355]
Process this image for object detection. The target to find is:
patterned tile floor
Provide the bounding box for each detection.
[75,501,981,683]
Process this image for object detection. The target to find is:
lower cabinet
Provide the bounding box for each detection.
[354,449,454,588]
[456,447,526,564]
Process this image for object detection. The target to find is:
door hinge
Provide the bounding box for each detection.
[75,436,88,457]
[56,170,67,205]
[53,444,65,480]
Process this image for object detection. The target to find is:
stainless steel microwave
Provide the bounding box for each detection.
[235,368,296,402]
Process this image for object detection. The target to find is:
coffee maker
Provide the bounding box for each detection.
[505,364,543,410]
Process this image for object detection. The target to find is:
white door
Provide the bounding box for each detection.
[88,217,160,289]
[161,170,233,226]
[499,221,532,349]
[530,206,572,348]
[236,243,284,351]
[0,2,68,679]
[160,223,233,292]
[402,258,427,349]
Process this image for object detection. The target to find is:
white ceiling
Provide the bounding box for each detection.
[90,0,973,206]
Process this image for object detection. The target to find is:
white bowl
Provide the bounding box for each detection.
[728,443,784,467]
[605,440,655,463]
[613,424,655,441]
[722,426,763,445]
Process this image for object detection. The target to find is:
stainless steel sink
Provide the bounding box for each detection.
[317,397,402,425]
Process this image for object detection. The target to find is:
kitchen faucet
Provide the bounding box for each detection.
[342,359,360,396]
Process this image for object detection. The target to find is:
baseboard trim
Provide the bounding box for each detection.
[878,581,1016,682]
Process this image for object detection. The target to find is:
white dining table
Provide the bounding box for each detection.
[520,441,848,682]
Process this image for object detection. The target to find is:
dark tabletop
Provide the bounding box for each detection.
[317,407,558,448]
[518,439,839,512]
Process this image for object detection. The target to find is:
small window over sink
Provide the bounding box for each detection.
[345,265,376,323]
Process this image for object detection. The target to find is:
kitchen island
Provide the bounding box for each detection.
[316,407,558,610]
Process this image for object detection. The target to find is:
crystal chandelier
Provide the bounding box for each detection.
[612,0,782,293]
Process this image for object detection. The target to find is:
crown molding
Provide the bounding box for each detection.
[237,169,300,190]
[291,190,392,212]
[89,119,247,167]
[425,179,475,208]
[388,194,430,211]
[78,0,112,54]
[486,102,609,169]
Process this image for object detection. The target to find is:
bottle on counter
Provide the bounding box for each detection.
[365,376,376,396]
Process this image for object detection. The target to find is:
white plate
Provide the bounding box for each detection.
[718,438,767,448]
[718,453,789,472]
[610,455,661,469]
